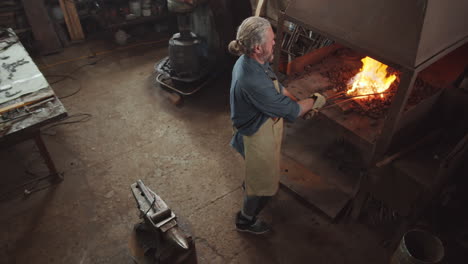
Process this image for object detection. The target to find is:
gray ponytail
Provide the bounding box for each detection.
[228,16,271,56]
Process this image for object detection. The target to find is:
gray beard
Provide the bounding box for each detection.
[261,53,273,63]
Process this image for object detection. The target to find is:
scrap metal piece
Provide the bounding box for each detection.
[0,87,12,93]
[131,180,190,250]
[2,59,30,79]
[5,90,21,97]
[0,109,42,124]
[25,96,56,110]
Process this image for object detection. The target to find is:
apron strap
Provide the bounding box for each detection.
[272,80,281,124]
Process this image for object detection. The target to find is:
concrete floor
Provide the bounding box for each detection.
[0,39,390,263]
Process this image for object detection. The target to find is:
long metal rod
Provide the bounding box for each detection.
[351,91,392,97]
[320,98,356,110]
[327,91,346,99]
[324,92,392,108]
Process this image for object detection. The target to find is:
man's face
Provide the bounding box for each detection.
[260,26,275,63]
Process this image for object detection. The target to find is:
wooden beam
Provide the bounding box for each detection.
[58,0,85,41]
[273,12,285,74]
[255,0,266,17]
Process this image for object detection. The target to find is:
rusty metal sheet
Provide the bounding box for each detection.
[285,0,468,69]
[281,117,360,219]
[280,154,352,219]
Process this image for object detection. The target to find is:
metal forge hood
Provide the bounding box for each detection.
[285,0,468,69]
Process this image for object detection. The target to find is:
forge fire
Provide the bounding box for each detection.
[346,56,397,100]
[285,48,441,119]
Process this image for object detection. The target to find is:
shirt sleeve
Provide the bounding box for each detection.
[241,79,300,122]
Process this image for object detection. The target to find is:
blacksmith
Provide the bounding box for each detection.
[228,16,326,234]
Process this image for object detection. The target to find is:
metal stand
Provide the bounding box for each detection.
[34,131,63,182]
[156,74,208,96]
[154,56,219,97]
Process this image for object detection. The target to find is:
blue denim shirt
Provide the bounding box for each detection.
[229,55,300,157]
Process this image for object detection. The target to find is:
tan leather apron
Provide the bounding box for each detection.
[243,80,284,196]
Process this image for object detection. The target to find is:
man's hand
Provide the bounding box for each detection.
[302,93,326,119]
[311,93,326,110]
[297,98,315,116]
[297,93,327,118]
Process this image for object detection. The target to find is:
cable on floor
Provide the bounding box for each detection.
[45,74,82,99]
[45,54,110,99]
[41,113,92,136]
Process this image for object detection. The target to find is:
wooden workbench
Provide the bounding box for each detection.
[0,29,68,181]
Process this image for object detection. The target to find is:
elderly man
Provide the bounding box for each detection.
[228,16,326,234]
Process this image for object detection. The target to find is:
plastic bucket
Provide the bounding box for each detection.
[391,230,444,264]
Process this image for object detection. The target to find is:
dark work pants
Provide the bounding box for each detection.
[241,194,272,220]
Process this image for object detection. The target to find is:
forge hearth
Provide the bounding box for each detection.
[285,47,444,116]
[284,46,444,157]
[324,55,440,119]
[275,0,468,160]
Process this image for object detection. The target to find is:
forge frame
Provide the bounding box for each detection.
[281,46,443,163]
[274,20,466,164]
[272,1,468,221]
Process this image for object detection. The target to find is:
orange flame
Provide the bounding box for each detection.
[346,56,397,99]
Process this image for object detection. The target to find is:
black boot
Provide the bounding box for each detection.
[235,211,270,234]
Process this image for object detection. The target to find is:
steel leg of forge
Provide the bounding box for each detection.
[351,69,418,219]
[372,69,418,161]
[33,131,63,182]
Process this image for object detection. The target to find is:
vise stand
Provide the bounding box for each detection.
[130,180,195,264]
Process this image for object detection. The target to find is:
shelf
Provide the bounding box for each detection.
[54,13,92,25]
[0,6,24,13]
[13,27,31,34]
[106,13,173,28]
